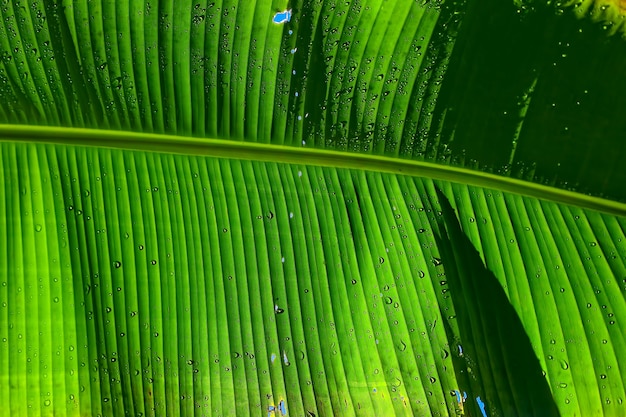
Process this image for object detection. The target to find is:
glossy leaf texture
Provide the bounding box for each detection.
[0,142,624,416]
[1,0,626,416]
[1,0,626,199]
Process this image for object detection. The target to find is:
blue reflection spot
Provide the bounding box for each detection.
[279,400,287,415]
[271,353,276,363]
[272,9,292,24]
[476,396,488,417]
[454,390,462,404]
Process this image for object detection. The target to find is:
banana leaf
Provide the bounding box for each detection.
[0,0,625,416]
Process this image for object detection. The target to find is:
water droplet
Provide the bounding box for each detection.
[35,224,42,232]
[384,297,393,304]
[114,261,122,268]
[44,399,51,406]
[600,374,607,379]
[559,383,568,388]
[560,360,569,370]
[432,257,442,266]
[429,376,437,383]
[379,257,384,264]
[351,279,357,285]
[419,270,425,278]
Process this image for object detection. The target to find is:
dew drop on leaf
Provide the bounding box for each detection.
[560,360,569,370]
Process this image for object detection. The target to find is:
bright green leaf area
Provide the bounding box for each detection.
[1,0,626,416]
[1,142,625,417]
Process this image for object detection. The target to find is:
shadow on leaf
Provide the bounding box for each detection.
[432,187,560,417]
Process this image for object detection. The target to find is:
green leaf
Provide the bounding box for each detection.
[433,188,560,416]
[1,0,626,416]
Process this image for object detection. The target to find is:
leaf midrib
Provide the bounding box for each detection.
[2,123,624,217]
